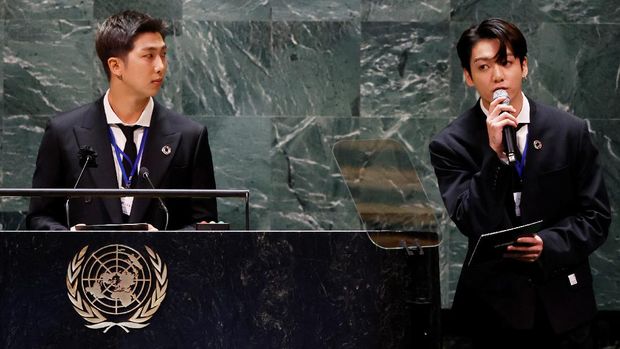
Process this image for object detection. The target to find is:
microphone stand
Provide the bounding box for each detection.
[66,146,98,228]
[140,167,169,231]
[66,155,92,228]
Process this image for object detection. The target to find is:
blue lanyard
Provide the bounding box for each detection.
[108,126,149,188]
[515,138,528,179]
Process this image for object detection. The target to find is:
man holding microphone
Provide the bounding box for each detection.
[430,18,610,348]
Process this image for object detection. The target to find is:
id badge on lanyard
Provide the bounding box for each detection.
[513,141,527,217]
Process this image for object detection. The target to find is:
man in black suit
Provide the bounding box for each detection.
[429,19,610,348]
[27,10,217,230]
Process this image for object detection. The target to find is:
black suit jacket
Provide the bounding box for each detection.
[429,98,610,334]
[27,97,218,230]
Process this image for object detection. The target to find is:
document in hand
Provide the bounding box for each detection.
[467,220,543,266]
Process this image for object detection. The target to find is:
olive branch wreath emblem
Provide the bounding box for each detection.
[66,245,168,333]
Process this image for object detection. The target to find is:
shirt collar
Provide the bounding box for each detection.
[103,89,153,127]
[480,91,530,124]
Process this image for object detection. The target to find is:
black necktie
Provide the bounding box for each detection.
[118,125,140,187]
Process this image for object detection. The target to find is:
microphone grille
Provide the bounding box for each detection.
[493,89,510,104]
[139,166,149,177]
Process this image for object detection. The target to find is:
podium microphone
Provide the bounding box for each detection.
[493,89,518,165]
[139,167,169,230]
[66,146,98,228]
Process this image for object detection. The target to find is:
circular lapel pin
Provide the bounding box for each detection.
[161,145,172,156]
[533,140,543,150]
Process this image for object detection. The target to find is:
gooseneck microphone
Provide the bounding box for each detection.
[493,89,518,165]
[139,167,169,230]
[66,146,98,228]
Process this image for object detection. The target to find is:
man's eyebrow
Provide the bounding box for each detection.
[473,53,515,63]
[473,56,493,63]
[138,44,167,51]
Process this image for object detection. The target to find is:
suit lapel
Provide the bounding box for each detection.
[522,98,542,182]
[72,98,124,223]
[129,101,181,223]
[521,98,547,222]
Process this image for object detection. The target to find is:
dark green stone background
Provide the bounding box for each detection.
[0,0,618,309]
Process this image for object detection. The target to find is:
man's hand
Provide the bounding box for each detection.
[486,96,518,159]
[504,234,543,262]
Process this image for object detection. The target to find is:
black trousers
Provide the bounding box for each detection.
[470,298,593,349]
[471,322,592,349]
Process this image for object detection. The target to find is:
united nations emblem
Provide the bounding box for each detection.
[66,245,168,333]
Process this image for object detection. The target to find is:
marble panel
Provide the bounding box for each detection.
[451,0,620,24]
[182,0,271,21]
[446,224,467,307]
[189,116,272,230]
[0,119,3,189]
[270,117,362,230]
[3,20,95,117]
[271,0,360,21]
[0,211,26,230]
[4,0,92,20]
[525,23,620,120]
[362,0,449,22]
[268,21,361,116]
[361,21,450,118]
[177,21,273,116]
[0,21,3,187]
[178,21,360,117]
[93,0,182,20]
[0,116,47,210]
[588,119,620,309]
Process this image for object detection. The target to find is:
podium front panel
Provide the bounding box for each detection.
[0,230,439,348]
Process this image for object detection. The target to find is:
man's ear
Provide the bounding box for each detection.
[463,68,474,87]
[521,56,529,79]
[107,57,123,80]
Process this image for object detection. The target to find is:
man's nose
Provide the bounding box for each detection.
[492,64,504,82]
[155,55,166,73]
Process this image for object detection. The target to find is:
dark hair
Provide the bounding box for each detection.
[456,18,527,75]
[95,10,167,79]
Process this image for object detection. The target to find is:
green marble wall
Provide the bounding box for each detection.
[0,0,618,309]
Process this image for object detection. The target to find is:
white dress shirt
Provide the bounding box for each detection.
[103,90,154,215]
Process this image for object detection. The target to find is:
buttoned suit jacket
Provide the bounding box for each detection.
[27,96,218,230]
[429,97,610,334]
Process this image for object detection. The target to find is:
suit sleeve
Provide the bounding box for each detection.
[186,125,218,226]
[429,135,515,238]
[537,121,610,272]
[26,119,69,230]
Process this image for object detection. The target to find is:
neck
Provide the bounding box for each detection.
[510,91,524,116]
[108,84,150,124]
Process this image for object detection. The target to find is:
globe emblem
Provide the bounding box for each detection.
[80,244,152,315]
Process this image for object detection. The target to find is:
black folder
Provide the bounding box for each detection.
[467,220,543,266]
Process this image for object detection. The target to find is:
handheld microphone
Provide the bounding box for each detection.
[493,89,518,165]
[139,167,169,230]
[66,146,99,228]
